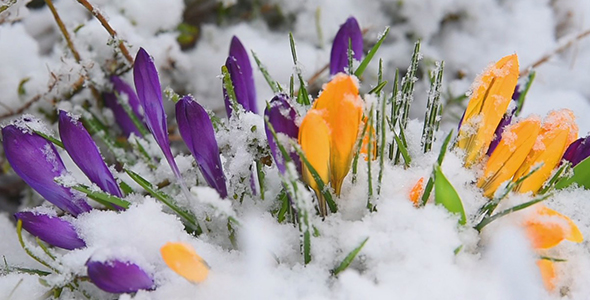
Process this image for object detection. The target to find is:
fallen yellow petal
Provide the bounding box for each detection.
[477,117,541,198]
[160,242,210,283]
[457,54,519,167]
[514,110,578,194]
[537,259,556,291]
[298,109,331,216]
[525,205,583,249]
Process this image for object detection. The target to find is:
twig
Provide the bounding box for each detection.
[45,0,81,62]
[76,0,134,65]
[520,28,590,76]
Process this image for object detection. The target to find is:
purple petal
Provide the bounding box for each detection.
[330,17,363,75]
[223,36,257,117]
[563,135,590,167]
[264,94,301,174]
[86,259,154,293]
[2,123,92,216]
[133,48,182,179]
[486,85,520,155]
[176,96,228,198]
[59,110,123,199]
[103,76,144,137]
[15,211,85,250]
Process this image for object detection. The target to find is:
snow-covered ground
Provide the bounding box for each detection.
[2,0,590,299]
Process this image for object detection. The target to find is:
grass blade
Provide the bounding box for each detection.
[332,237,369,276]
[354,27,390,78]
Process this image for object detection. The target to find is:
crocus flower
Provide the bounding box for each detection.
[86,258,154,293]
[58,110,123,198]
[513,109,578,194]
[330,16,363,75]
[457,54,519,167]
[2,123,91,216]
[264,94,300,174]
[311,74,363,195]
[133,48,184,181]
[486,85,521,155]
[176,95,228,198]
[15,211,85,250]
[524,205,583,290]
[299,110,331,216]
[103,76,144,137]
[477,117,541,198]
[562,135,590,167]
[160,242,209,283]
[224,36,257,117]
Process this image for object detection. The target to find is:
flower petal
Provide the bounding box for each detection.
[525,205,583,249]
[134,48,183,179]
[562,135,590,167]
[15,211,85,250]
[330,16,363,75]
[224,36,257,117]
[514,110,578,194]
[537,259,556,291]
[86,258,154,293]
[409,177,425,207]
[457,54,519,167]
[486,85,520,155]
[103,76,144,137]
[58,110,123,198]
[160,242,209,283]
[299,109,331,215]
[2,122,91,216]
[477,117,541,197]
[176,96,228,198]
[264,94,300,174]
[313,74,363,195]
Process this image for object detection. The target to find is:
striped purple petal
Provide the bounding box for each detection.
[330,17,363,75]
[176,96,228,198]
[15,211,85,250]
[87,258,154,293]
[486,85,520,155]
[563,135,590,167]
[223,36,257,117]
[59,110,123,198]
[133,48,183,179]
[264,94,301,174]
[103,76,144,137]
[2,123,91,216]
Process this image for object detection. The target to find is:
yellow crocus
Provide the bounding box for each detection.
[299,109,331,216]
[160,242,210,283]
[312,74,363,195]
[457,54,519,167]
[513,109,578,194]
[477,117,541,197]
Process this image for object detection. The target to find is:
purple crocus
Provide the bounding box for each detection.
[133,48,183,180]
[2,123,92,216]
[223,36,257,117]
[486,86,521,155]
[103,76,145,137]
[330,17,363,76]
[563,135,590,167]
[176,95,228,198]
[58,110,123,198]
[264,94,301,174]
[87,258,154,293]
[15,211,85,250]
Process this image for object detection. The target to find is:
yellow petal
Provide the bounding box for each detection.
[409,177,425,207]
[477,117,541,197]
[312,74,363,195]
[514,110,578,194]
[298,109,331,215]
[457,54,519,167]
[537,259,556,291]
[525,205,583,249]
[160,242,210,283]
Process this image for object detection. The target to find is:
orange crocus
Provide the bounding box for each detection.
[161,242,210,283]
[457,54,519,167]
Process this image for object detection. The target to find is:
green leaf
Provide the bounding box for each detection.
[555,156,590,190]
[71,185,130,210]
[332,237,369,276]
[354,27,390,78]
[434,165,466,225]
[514,70,536,117]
